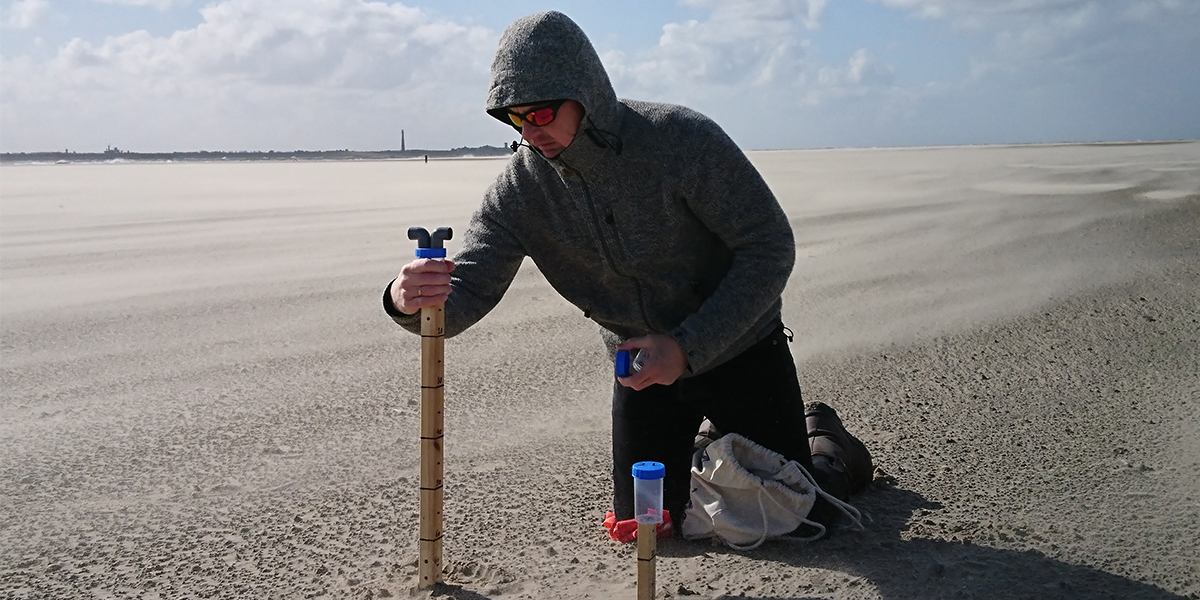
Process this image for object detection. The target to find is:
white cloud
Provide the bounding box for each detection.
[869,0,1199,66]
[603,0,905,120]
[86,0,192,9]
[52,0,488,89]
[2,0,50,29]
[817,49,895,88]
[2,0,1194,152]
[826,0,1200,147]
[802,48,898,111]
[682,0,828,30]
[0,0,499,151]
[602,0,836,111]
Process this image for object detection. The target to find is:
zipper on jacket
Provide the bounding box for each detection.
[570,168,656,332]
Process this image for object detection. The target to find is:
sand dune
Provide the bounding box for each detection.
[2,142,1198,599]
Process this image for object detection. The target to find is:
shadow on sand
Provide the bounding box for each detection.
[426,582,495,600]
[661,486,1186,600]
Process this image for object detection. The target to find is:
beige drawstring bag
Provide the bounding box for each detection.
[682,433,862,550]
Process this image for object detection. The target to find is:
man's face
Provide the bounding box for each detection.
[508,100,584,158]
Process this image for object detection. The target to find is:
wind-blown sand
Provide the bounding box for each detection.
[2,142,1197,599]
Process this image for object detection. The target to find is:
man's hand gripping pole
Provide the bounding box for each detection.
[409,226,452,589]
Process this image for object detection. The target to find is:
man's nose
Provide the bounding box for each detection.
[521,125,543,141]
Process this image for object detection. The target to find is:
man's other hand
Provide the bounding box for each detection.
[615,334,688,390]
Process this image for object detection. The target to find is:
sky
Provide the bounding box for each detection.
[1,0,1198,153]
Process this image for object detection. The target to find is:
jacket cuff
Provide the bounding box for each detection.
[382,279,420,324]
[668,327,701,375]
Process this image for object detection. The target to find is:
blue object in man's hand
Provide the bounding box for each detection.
[616,349,645,377]
[615,350,632,377]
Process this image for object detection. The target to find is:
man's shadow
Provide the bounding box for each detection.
[661,485,1187,600]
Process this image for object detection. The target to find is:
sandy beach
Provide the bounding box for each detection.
[2,142,1198,599]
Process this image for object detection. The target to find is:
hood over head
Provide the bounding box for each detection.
[485,11,621,137]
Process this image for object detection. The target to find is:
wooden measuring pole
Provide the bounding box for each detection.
[418,301,445,588]
[408,226,452,590]
[637,522,656,600]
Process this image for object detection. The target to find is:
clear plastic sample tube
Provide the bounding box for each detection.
[632,461,665,524]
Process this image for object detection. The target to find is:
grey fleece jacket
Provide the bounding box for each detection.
[386,11,796,376]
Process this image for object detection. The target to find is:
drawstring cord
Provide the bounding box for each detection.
[721,461,863,551]
[583,116,623,154]
[510,139,540,155]
[510,115,624,156]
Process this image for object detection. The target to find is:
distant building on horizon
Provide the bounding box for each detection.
[401,130,405,152]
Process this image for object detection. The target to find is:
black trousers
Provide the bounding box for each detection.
[611,324,812,522]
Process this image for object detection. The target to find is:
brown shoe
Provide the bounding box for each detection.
[805,402,874,495]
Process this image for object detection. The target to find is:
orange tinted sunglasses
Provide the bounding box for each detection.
[505,99,568,129]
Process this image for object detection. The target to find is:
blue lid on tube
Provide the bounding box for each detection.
[632,461,665,480]
[615,350,632,377]
[415,247,447,259]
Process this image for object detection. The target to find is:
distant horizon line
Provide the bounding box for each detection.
[0,145,516,164]
[1,138,1195,162]
[1,145,513,155]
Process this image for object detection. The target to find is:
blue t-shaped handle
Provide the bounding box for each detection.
[408,227,453,258]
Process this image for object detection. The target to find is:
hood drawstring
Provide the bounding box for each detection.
[583,116,623,155]
[510,116,623,158]
[510,139,542,156]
